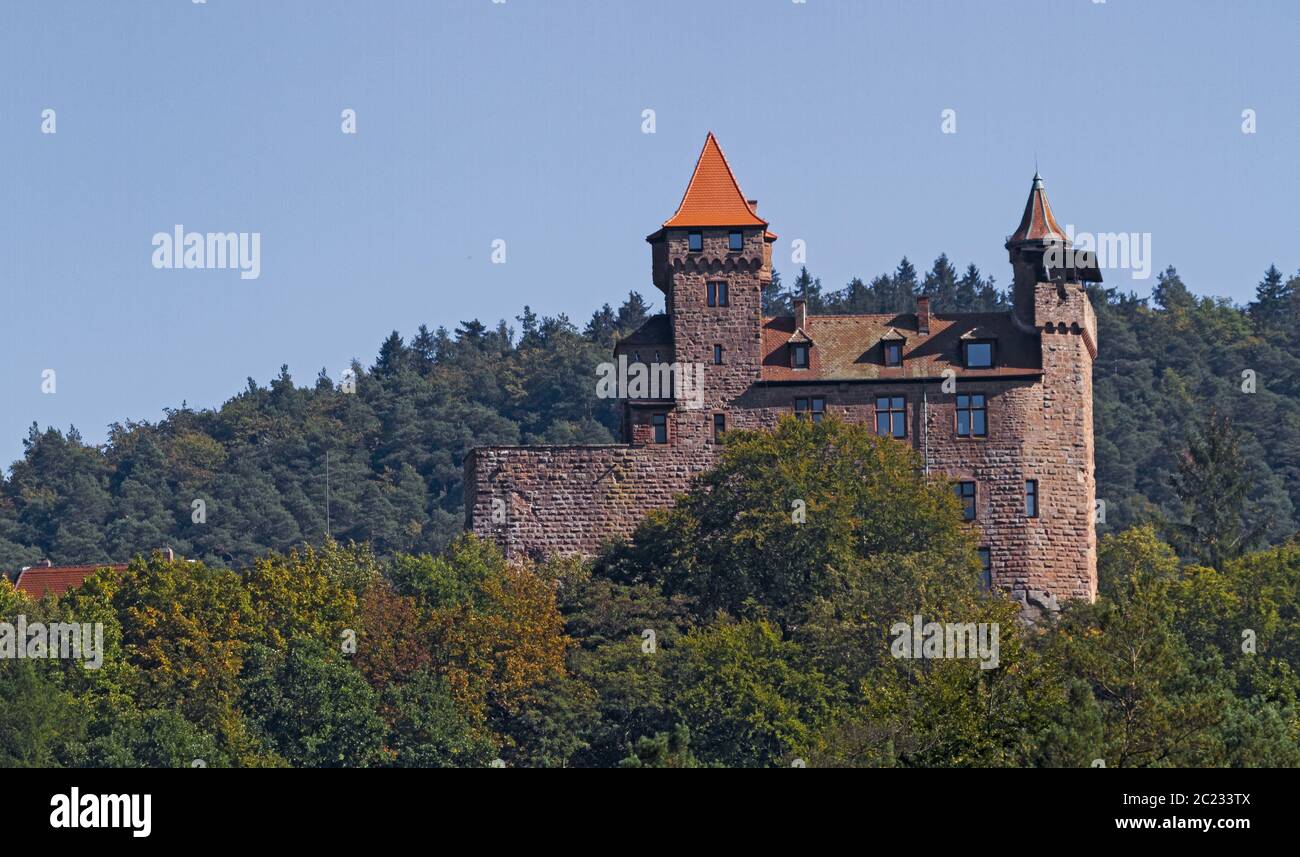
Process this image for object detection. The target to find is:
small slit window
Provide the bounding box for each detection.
[954,481,976,521]
[1026,479,1039,518]
[713,413,726,441]
[651,413,667,444]
[978,547,992,590]
[713,344,724,365]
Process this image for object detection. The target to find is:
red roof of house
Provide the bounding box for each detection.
[14,563,126,599]
[662,133,768,229]
[760,311,1041,383]
[1008,172,1066,244]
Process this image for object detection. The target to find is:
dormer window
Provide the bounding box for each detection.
[707,281,729,307]
[880,328,906,368]
[791,343,809,369]
[688,232,703,252]
[960,326,998,369]
[963,341,994,368]
[728,231,743,251]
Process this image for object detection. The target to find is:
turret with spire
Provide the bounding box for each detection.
[1005,171,1100,330]
[640,132,774,447]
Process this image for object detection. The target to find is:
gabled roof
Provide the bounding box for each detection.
[760,312,1041,382]
[616,314,673,348]
[14,563,126,599]
[661,133,768,229]
[789,327,814,345]
[1007,172,1066,245]
[881,327,907,341]
[960,325,999,340]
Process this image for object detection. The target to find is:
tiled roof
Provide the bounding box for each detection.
[760,311,1041,382]
[662,133,767,229]
[14,564,126,599]
[1008,172,1066,244]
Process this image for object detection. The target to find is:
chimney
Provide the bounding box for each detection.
[163,546,174,563]
[746,199,759,215]
[40,558,52,568]
[794,297,807,331]
[916,296,931,335]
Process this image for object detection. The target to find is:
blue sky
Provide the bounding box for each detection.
[1,0,1296,466]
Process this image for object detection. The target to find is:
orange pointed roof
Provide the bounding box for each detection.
[1008,171,1066,244]
[662,133,767,228]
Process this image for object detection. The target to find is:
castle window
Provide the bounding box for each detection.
[956,393,987,438]
[1025,479,1039,518]
[713,344,724,365]
[954,481,976,521]
[707,281,729,307]
[729,231,743,252]
[884,341,903,367]
[963,341,994,369]
[977,547,992,590]
[794,397,824,423]
[713,413,726,441]
[876,396,906,438]
[651,413,668,444]
[688,232,703,252]
[791,343,809,369]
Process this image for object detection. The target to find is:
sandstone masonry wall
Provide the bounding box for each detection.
[465,444,716,560]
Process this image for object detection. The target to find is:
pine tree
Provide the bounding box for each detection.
[616,292,651,333]
[921,254,959,309]
[761,269,790,315]
[891,257,919,310]
[584,303,619,345]
[1249,265,1292,330]
[1168,411,1263,567]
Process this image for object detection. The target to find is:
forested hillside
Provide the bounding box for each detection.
[6,420,1299,767]
[2,257,1298,571]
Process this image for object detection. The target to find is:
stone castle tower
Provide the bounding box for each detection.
[467,134,1098,606]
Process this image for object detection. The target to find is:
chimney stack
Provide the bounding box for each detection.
[794,297,807,331]
[916,296,931,335]
[746,199,759,215]
[163,546,174,563]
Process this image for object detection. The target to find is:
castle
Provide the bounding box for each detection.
[467,133,1099,605]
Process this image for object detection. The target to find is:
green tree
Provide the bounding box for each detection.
[1168,411,1264,567]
